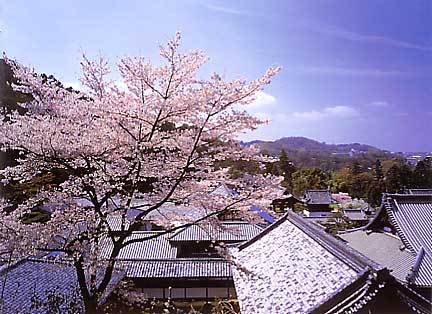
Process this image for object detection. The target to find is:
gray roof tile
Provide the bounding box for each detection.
[231,214,368,314]
[169,222,262,242]
[304,190,333,205]
[339,231,416,283]
[100,232,177,260]
[383,194,432,287]
[0,259,83,314]
[122,259,231,278]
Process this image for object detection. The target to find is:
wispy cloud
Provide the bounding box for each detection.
[292,65,429,78]
[201,3,244,15]
[366,101,390,107]
[291,105,359,121]
[303,20,432,52]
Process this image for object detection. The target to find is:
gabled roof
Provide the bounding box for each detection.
[231,211,387,314]
[210,183,239,197]
[169,222,262,242]
[304,190,333,205]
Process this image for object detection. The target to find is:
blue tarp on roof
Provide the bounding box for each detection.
[250,205,275,223]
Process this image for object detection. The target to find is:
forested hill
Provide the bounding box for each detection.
[247,137,385,154]
[244,137,391,171]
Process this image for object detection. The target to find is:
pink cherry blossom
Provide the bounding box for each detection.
[0,32,282,312]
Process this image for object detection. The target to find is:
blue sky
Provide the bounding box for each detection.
[1,0,431,151]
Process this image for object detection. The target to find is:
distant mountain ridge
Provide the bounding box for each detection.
[245,137,385,155]
[243,137,390,171]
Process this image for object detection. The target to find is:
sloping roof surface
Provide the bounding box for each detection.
[210,183,239,197]
[0,259,83,314]
[144,204,214,223]
[406,189,432,195]
[250,205,275,223]
[106,204,215,231]
[231,214,371,314]
[0,258,124,313]
[339,231,416,283]
[304,190,333,205]
[122,259,231,278]
[106,214,131,231]
[100,223,261,280]
[100,232,177,260]
[169,222,262,242]
[383,194,432,287]
[343,210,368,221]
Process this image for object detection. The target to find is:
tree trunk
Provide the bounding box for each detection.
[83,297,100,314]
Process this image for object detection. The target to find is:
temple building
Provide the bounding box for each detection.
[101,221,262,300]
[303,189,335,214]
[231,210,431,314]
[339,193,432,304]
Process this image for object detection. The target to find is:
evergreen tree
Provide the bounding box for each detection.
[386,164,403,193]
[349,172,373,199]
[399,164,414,189]
[278,149,296,190]
[374,159,384,181]
[291,167,330,196]
[413,157,432,188]
[367,180,385,207]
[351,161,362,175]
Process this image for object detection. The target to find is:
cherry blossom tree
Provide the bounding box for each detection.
[0,33,281,313]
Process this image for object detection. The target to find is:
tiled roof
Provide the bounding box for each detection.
[231,212,385,314]
[304,190,333,205]
[339,231,416,283]
[169,222,262,242]
[106,214,131,232]
[121,259,231,278]
[0,258,124,313]
[0,259,83,313]
[343,209,368,221]
[144,203,215,223]
[210,183,239,197]
[100,232,177,260]
[250,205,275,223]
[406,189,432,195]
[106,204,214,231]
[382,194,432,287]
[100,223,261,280]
